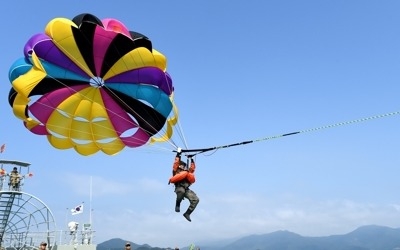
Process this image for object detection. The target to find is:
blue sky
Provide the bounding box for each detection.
[2,0,400,248]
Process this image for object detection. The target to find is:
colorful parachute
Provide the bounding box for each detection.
[8,13,178,156]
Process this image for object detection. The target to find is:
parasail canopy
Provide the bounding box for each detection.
[8,13,178,156]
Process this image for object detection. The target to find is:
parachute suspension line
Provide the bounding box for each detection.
[38,75,157,148]
[121,45,176,145]
[40,76,129,133]
[145,97,180,150]
[39,76,177,154]
[35,51,151,147]
[98,85,181,153]
[101,85,165,135]
[95,47,178,151]
[46,41,175,149]
[179,110,400,156]
[169,101,189,150]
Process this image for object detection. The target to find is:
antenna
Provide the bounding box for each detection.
[89,176,92,225]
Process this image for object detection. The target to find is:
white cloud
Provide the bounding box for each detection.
[60,174,167,197]
[86,192,400,247]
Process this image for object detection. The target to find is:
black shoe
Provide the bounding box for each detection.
[183,213,191,222]
[175,206,180,213]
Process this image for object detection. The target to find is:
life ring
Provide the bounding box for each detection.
[169,171,188,183]
[186,172,196,184]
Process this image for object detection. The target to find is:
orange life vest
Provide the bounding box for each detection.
[169,171,196,184]
[186,172,196,184]
[169,171,188,183]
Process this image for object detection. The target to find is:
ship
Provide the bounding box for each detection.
[0,160,96,250]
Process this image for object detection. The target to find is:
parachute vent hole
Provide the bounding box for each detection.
[89,77,105,88]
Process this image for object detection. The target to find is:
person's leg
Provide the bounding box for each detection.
[174,186,185,212]
[183,190,199,221]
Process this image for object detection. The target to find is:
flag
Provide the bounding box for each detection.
[71,204,83,215]
[0,144,5,153]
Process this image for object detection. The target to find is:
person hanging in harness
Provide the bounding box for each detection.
[168,147,199,222]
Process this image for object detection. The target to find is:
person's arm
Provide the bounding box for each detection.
[172,148,182,175]
[188,158,196,173]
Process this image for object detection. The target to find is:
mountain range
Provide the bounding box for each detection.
[96,225,400,250]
